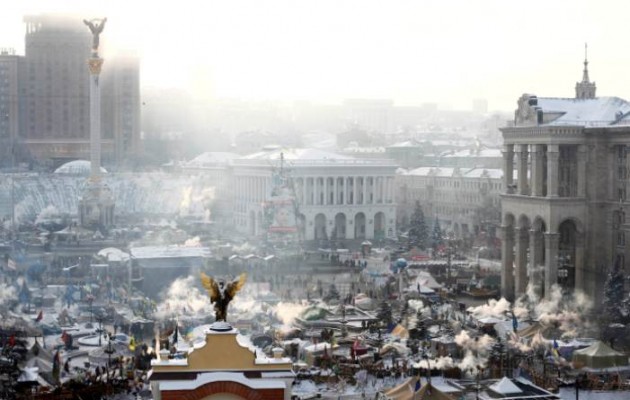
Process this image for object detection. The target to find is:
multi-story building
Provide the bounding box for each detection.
[231,148,398,242]
[344,98,394,135]
[100,52,141,166]
[396,166,502,242]
[0,48,24,161]
[0,14,141,168]
[500,56,630,301]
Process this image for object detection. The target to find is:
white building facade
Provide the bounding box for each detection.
[231,148,398,241]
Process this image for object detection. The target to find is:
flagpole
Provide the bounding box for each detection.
[10,141,14,238]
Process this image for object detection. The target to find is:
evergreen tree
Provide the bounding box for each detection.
[431,217,443,251]
[408,201,429,250]
[413,312,427,341]
[324,284,340,303]
[602,260,627,325]
[376,300,393,328]
[489,337,506,375]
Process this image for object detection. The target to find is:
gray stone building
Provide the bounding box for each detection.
[500,56,630,302]
[0,14,141,168]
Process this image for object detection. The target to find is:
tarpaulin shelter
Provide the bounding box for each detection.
[572,341,628,369]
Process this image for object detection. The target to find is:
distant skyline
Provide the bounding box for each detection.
[2,0,629,112]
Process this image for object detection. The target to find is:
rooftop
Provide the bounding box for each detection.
[129,245,211,260]
[184,152,240,168]
[403,167,503,179]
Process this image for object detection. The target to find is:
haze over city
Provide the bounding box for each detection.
[3,0,630,111]
[5,1,630,400]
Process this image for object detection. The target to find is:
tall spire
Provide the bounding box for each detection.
[575,42,596,99]
[582,43,590,83]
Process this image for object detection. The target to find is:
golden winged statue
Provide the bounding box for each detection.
[200,272,247,321]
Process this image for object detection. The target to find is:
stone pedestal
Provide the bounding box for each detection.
[79,180,115,229]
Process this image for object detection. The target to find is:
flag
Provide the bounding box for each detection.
[7,258,16,270]
[552,339,560,358]
[8,334,15,347]
[128,336,136,352]
[35,310,43,322]
[512,314,518,332]
[52,350,61,383]
[415,377,421,392]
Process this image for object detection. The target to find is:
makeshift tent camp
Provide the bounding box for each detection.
[572,341,628,369]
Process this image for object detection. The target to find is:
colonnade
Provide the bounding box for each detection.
[501,219,585,301]
[295,176,395,206]
[502,144,586,198]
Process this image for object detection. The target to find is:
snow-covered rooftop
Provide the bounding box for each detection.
[184,152,240,168]
[242,148,354,161]
[387,140,422,148]
[536,96,630,126]
[130,245,211,260]
[443,148,502,158]
[403,167,503,179]
[158,372,286,391]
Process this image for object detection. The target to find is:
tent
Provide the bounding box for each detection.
[382,377,455,400]
[572,341,629,369]
[382,377,418,400]
[516,322,555,340]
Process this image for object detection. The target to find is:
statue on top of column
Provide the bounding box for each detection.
[83,18,107,53]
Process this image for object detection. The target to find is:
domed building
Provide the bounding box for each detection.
[54,160,107,175]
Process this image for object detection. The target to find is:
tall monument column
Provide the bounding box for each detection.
[88,56,103,178]
[79,18,115,230]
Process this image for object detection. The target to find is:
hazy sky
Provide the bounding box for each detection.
[2,0,629,111]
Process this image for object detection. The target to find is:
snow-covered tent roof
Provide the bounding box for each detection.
[97,247,130,262]
[572,341,629,369]
[382,377,455,400]
[488,377,523,395]
[54,160,107,175]
[412,271,443,290]
[382,376,418,400]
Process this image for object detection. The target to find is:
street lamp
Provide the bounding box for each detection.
[558,267,569,294]
[96,316,104,347]
[86,294,95,327]
[104,333,115,375]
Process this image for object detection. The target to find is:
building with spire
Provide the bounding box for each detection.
[575,44,596,100]
[500,52,630,302]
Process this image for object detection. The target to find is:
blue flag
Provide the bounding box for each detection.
[415,378,421,392]
[512,314,518,332]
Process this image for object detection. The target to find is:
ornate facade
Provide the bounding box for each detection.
[231,148,398,241]
[500,57,630,301]
[150,322,294,400]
